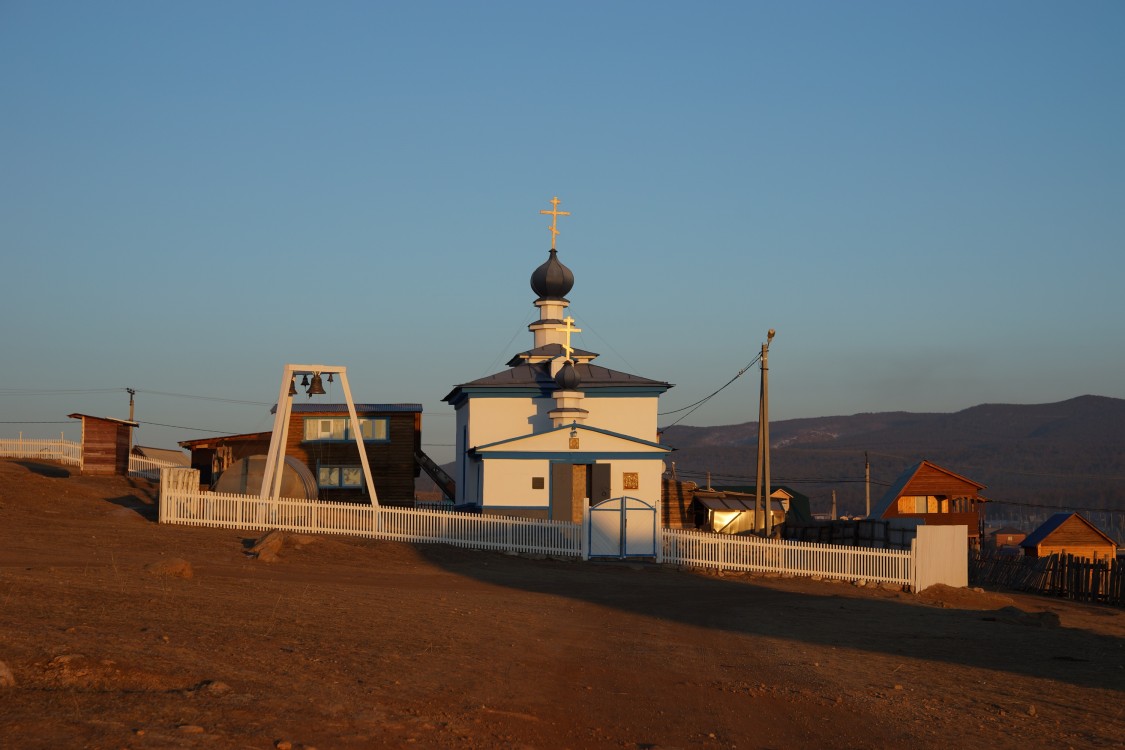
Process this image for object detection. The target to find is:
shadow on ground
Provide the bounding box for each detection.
[414,543,1125,693]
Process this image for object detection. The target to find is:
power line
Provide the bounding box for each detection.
[134,389,271,407]
[134,420,242,435]
[658,353,762,428]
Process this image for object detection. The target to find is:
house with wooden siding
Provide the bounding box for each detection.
[870,460,988,542]
[179,432,272,486]
[179,404,422,504]
[67,413,138,476]
[1020,513,1118,560]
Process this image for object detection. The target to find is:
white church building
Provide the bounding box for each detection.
[443,199,673,522]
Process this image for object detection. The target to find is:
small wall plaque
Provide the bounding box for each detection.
[569,437,580,449]
[623,472,639,490]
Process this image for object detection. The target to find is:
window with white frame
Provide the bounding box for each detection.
[303,417,388,442]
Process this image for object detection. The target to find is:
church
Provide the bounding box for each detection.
[443,198,673,522]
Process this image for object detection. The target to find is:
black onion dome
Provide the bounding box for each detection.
[530,248,574,299]
[554,361,581,390]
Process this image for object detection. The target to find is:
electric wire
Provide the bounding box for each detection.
[658,352,762,428]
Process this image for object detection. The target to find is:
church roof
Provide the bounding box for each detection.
[443,361,671,404]
[506,343,599,366]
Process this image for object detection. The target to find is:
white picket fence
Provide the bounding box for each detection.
[127,454,182,481]
[158,470,583,557]
[156,467,921,587]
[663,527,913,587]
[0,437,82,466]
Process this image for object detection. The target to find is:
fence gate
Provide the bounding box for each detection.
[587,496,657,558]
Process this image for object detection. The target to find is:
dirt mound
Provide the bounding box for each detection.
[144,557,193,578]
[917,583,1017,610]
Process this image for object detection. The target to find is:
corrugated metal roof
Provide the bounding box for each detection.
[270,403,423,414]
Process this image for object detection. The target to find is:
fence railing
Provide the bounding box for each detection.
[159,472,583,558]
[971,551,1123,607]
[0,438,81,466]
[663,527,914,587]
[127,454,182,481]
[157,468,932,588]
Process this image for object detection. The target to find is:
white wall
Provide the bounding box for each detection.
[913,525,968,591]
[481,458,550,509]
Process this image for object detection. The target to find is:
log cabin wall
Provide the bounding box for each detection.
[285,408,421,505]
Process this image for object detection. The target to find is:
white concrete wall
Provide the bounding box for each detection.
[581,396,661,440]
[481,458,550,510]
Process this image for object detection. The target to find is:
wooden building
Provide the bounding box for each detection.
[1020,513,1118,560]
[182,404,423,505]
[869,460,988,542]
[989,526,1027,549]
[180,431,272,486]
[66,413,138,476]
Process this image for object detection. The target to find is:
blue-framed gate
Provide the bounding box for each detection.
[587,496,658,558]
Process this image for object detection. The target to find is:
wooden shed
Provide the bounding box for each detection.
[179,431,272,486]
[1020,513,1118,560]
[67,413,138,476]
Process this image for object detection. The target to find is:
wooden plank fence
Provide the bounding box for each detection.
[971,551,1123,607]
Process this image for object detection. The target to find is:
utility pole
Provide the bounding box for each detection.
[865,451,871,517]
[127,388,136,451]
[755,329,776,536]
[831,489,837,521]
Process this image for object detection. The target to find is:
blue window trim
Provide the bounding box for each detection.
[477,451,665,461]
[302,416,391,443]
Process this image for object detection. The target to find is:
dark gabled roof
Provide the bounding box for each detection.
[444,362,671,403]
[1020,512,1119,549]
[179,431,273,449]
[269,403,423,415]
[506,343,599,366]
[870,460,987,518]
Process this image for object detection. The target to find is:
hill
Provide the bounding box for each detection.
[660,395,1125,535]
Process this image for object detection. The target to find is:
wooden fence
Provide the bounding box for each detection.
[127,454,182,481]
[971,551,1123,607]
[0,437,81,466]
[663,527,913,587]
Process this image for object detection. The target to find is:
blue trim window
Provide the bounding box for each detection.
[318,465,364,488]
[303,417,389,442]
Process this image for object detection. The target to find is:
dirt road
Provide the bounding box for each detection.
[0,459,1122,749]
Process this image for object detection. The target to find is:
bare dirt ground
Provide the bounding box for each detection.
[1,459,1123,750]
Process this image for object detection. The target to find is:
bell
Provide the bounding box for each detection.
[300,374,310,387]
[288,377,298,396]
[306,373,326,397]
[326,372,334,383]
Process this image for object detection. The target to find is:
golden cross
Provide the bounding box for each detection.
[554,316,582,362]
[539,196,570,250]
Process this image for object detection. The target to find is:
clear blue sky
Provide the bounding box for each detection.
[2,1,1122,463]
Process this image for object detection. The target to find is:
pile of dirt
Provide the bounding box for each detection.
[917,583,1017,610]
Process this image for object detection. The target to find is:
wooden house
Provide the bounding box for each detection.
[66,413,138,476]
[1020,513,1118,560]
[988,526,1027,549]
[870,460,988,542]
[180,431,272,486]
[182,404,425,505]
